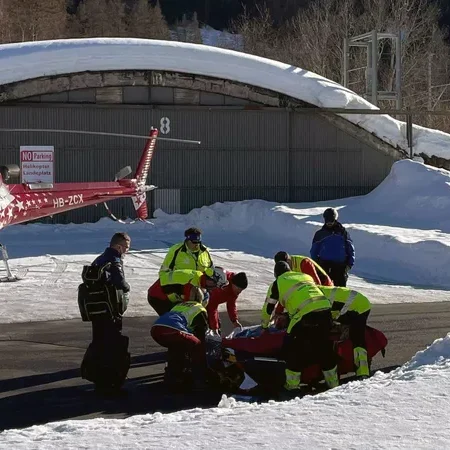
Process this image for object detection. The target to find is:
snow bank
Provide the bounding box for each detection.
[154,159,450,288]
[356,159,450,229]
[0,38,449,160]
[2,333,450,449]
[0,159,449,324]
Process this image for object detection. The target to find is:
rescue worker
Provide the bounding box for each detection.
[261,261,339,393]
[151,285,209,391]
[159,227,214,282]
[148,267,228,316]
[79,232,131,391]
[274,251,333,286]
[310,207,355,287]
[207,271,248,335]
[319,285,371,379]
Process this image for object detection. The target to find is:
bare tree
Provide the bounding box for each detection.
[1,0,68,43]
[231,5,281,59]
[236,0,450,131]
[69,0,127,38]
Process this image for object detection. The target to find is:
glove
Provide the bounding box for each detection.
[207,329,222,339]
[122,292,130,308]
[232,320,242,329]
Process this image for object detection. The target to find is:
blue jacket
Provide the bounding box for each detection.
[92,247,130,293]
[310,221,355,267]
[155,310,190,333]
[154,303,208,341]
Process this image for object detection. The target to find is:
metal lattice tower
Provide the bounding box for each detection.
[343,30,402,109]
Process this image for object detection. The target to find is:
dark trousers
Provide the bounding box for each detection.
[318,260,348,287]
[151,325,206,378]
[148,295,175,316]
[82,316,130,388]
[283,310,336,373]
[91,316,122,345]
[338,310,370,350]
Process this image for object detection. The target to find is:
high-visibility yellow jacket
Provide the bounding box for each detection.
[153,301,208,338]
[289,255,333,286]
[159,241,213,279]
[160,269,204,303]
[320,286,371,320]
[261,271,331,333]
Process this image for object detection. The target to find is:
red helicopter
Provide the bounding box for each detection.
[0,126,200,281]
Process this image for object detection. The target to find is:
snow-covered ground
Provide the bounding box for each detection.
[1,159,450,447]
[0,159,449,324]
[1,37,450,160]
[1,334,450,449]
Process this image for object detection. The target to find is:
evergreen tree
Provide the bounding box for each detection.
[127,0,171,39]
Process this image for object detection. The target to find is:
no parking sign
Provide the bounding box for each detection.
[20,146,54,184]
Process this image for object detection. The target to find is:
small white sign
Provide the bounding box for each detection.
[20,146,54,184]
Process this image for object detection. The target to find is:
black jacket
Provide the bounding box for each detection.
[92,247,130,293]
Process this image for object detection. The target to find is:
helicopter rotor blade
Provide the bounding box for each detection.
[0,128,201,145]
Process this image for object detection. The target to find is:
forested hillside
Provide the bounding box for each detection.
[2,0,450,133]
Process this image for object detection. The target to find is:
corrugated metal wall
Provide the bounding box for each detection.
[0,104,396,222]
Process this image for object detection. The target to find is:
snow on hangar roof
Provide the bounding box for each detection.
[0,37,449,160]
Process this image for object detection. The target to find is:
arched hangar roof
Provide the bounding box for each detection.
[0,38,447,160]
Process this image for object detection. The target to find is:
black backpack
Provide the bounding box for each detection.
[77,263,127,322]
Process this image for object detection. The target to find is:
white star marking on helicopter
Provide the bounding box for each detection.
[26,200,31,207]
[7,208,13,218]
[16,201,24,211]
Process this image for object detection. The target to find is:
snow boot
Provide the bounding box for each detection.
[354,347,370,378]
[322,366,339,389]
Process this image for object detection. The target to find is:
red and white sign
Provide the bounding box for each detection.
[20,146,54,184]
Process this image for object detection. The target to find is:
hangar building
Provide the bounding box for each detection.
[0,39,406,223]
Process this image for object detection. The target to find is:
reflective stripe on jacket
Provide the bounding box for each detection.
[320,286,371,319]
[153,301,207,334]
[159,242,213,277]
[261,271,331,333]
[159,269,204,303]
[290,255,333,286]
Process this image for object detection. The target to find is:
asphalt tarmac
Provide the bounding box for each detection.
[1,301,450,431]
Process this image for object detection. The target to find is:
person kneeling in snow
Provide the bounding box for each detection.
[147,267,228,316]
[151,285,209,391]
[207,271,248,335]
[320,286,371,379]
[261,261,338,393]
